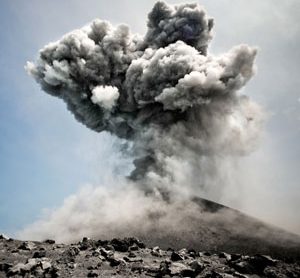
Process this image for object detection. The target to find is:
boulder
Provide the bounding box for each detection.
[87,270,98,277]
[151,246,162,257]
[219,252,232,261]
[171,251,184,261]
[110,238,130,252]
[7,263,30,276]
[43,239,55,244]
[18,241,36,251]
[189,260,205,274]
[100,247,114,259]
[33,250,47,258]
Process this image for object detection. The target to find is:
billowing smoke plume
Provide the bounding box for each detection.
[22,2,264,242]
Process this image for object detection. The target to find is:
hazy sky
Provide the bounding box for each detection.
[0,0,300,235]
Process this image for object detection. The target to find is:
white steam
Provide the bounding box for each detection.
[91,85,119,110]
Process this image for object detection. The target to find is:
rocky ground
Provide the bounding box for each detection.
[0,234,299,278]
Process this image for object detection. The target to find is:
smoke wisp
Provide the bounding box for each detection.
[21,1,265,242]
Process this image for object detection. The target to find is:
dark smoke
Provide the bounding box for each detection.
[26,1,261,192]
[22,1,264,241]
[26,2,215,137]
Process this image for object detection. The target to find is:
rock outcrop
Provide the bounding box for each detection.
[0,235,299,277]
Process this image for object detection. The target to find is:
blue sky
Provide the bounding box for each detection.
[0,0,300,235]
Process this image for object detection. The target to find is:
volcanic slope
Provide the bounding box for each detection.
[131,197,300,262]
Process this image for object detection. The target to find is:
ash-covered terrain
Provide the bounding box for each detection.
[2,199,300,277]
[134,198,300,262]
[1,234,299,278]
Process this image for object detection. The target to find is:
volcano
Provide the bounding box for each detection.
[1,200,300,277]
[134,197,300,262]
[22,1,300,269]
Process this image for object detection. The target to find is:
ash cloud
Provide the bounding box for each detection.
[22,1,265,241]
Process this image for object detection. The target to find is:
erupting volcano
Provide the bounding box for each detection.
[18,1,300,264]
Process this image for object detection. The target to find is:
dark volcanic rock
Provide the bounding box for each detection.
[151,246,162,257]
[43,239,55,244]
[79,237,96,250]
[99,247,114,258]
[189,260,205,274]
[87,270,99,277]
[110,238,130,252]
[110,237,145,252]
[108,257,121,267]
[171,251,184,261]
[0,234,9,240]
[0,236,299,277]
[32,249,46,258]
[229,254,278,275]
[18,241,35,251]
[0,262,13,272]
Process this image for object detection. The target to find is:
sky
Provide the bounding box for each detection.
[0,0,300,235]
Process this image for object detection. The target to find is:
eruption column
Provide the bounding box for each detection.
[26,1,262,199]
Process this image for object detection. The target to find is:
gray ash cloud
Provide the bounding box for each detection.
[26,1,263,198]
